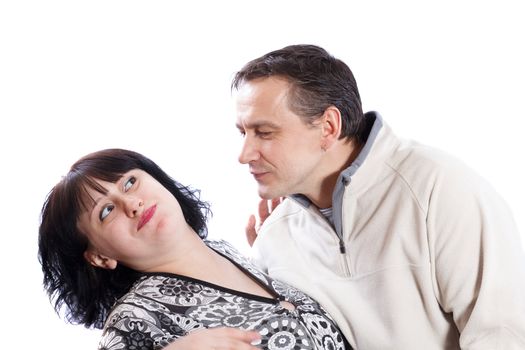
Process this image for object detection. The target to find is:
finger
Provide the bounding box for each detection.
[222,339,261,350]
[215,340,260,350]
[257,198,271,221]
[269,197,282,212]
[245,214,258,247]
[211,328,261,349]
[220,328,261,342]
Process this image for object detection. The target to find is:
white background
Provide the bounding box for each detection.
[1,1,524,349]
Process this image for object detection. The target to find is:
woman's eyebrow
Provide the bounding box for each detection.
[85,194,103,219]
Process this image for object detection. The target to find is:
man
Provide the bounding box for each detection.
[233,44,525,349]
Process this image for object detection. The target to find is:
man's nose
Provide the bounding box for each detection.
[238,136,260,164]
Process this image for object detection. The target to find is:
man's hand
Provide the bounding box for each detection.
[164,327,261,350]
[245,198,283,247]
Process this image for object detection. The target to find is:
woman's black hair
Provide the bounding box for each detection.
[38,148,211,329]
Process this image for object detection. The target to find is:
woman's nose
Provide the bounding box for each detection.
[124,197,144,217]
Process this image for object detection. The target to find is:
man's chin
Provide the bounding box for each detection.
[257,187,278,200]
[258,185,287,200]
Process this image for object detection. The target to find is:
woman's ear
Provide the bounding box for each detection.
[83,249,118,270]
[320,106,342,150]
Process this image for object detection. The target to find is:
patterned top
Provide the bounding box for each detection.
[98,240,350,350]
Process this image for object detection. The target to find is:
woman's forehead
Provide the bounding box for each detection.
[76,176,113,211]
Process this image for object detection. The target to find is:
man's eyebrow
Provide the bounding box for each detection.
[236,121,280,130]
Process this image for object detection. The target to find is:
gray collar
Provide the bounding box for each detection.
[290,111,384,210]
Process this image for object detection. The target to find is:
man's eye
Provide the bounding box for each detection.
[99,204,114,221]
[124,176,136,192]
[257,131,272,138]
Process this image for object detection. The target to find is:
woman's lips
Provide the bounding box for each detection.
[138,204,157,230]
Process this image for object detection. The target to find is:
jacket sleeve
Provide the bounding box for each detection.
[427,164,525,349]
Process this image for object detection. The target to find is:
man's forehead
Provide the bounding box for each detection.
[235,84,290,129]
[235,77,290,106]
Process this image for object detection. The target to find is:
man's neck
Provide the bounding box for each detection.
[307,138,363,209]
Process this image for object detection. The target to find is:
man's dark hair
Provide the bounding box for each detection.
[232,44,367,143]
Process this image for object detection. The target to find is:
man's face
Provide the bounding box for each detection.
[235,77,325,199]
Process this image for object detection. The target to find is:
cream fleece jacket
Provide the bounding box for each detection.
[252,113,525,349]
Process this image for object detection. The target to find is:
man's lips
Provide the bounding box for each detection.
[138,204,157,230]
[251,171,269,181]
[250,167,270,179]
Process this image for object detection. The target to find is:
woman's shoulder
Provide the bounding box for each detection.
[205,238,275,286]
[204,238,244,260]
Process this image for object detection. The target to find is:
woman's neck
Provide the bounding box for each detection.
[145,237,274,299]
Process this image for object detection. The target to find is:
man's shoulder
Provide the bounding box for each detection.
[260,198,316,229]
[388,136,479,184]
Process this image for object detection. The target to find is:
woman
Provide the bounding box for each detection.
[38,148,350,350]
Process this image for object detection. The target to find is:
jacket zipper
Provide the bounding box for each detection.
[316,205,352,277]
[290,196,352,277]
[339,239,346,254]
[339,238,351,277]
[339,195,352,277]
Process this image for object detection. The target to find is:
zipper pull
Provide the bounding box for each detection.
[339,240,346,254]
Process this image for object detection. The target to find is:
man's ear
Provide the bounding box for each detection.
[320,106,342,150]
[83,249,118,270]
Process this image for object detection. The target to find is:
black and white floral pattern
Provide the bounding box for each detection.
[98,240,349,350]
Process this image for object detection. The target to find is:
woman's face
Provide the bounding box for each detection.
[77,169,188,271]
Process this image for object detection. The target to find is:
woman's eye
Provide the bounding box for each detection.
[124,176,136,192]
[99,204,114,221]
